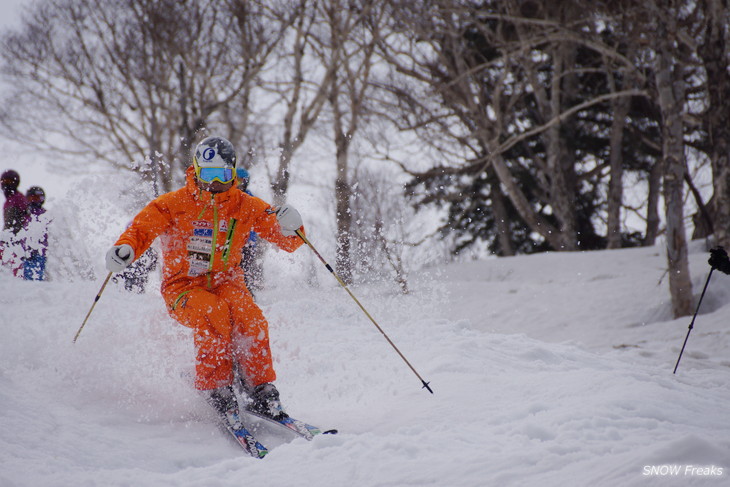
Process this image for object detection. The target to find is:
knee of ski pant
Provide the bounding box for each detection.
[217,286,269,335]
[168,288,233,338]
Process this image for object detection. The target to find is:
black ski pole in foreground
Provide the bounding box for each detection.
[673,269,714,374]
[73,271,113,343]
[296,229,433,394]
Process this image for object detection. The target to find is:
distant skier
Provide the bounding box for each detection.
[113,246,159,293]
[24,186,50,280]
[112,218,159,294]
[1,169,30,277]
[104,136,305,424]
[1,170,29,234]
[236,167,263,293]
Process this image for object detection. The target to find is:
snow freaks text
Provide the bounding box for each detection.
[642,465,724,477]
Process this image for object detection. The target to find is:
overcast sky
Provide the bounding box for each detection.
[0,1,78,200]
[0,0,22,29]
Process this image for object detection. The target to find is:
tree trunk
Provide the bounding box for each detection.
[606,93,630,249]
[490,155,563,250]
[546,41,578,250]
[643,161,662,246]
[334,147,353,284]
[487,166,514,256]
[699,0,730,249]
[654,12,693,318]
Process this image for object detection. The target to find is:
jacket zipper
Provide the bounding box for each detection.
[207,195,218,289]
[196,192,235,289]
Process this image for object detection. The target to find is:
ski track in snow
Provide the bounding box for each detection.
[1,241,730,486]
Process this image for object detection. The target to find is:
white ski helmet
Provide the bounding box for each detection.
[193,136,237,183]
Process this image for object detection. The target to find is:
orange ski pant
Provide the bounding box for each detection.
[168,283,276,391]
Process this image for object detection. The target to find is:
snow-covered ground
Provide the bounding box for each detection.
[1,235,729,486]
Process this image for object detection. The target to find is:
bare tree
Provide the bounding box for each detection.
[643,161,662,246]
[698,0,730,249]
[605,65,632,249]
[266,0,341,206]
[350,166,412,294]
[652,2,693,317]
[378,0,646,253]
[315,0,385,283]
[1,0,290,194]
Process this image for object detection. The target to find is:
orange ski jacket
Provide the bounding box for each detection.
[114,167,304,307]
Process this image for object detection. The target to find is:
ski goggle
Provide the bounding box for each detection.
[196,166,235,184]
[27,193,45,204]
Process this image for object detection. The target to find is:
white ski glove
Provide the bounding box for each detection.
[276,205,303,237]
[105,244,135,272]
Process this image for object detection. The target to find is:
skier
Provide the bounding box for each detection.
[237,167,251,193]
[1,169,30,277]
[1,170,29,234]
[104,136,305,422]
[0,169,30,235]
[236,167,262,293]
[708,246,730,274]
[24,186,50,281]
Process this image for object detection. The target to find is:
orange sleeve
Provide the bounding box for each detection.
[114,196,173,262]
[249,198,304,253]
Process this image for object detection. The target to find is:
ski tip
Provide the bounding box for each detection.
[422,381,434,394]
[322,429,338,435]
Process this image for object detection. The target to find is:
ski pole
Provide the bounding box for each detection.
[296,229,433,394]
[673,268,713,374]
[73,271,113,343]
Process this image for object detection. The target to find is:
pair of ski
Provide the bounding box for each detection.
[219,407,337,459]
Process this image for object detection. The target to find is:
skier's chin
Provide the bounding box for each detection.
[198,180,234,194]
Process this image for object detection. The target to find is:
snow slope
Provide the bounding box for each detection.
[1,238,729,487]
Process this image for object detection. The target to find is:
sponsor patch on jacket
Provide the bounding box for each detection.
[187,221,213,276]
[193,228,213,237]
[186,220,230,276]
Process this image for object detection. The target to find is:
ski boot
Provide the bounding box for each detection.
[246,382,288,420]
[207,385,243,429]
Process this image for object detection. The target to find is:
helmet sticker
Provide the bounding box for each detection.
[203,148,216,161]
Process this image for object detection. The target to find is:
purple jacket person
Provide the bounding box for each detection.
[1,170,30,277]
[2,170,29,234]
[24,186,49,280]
